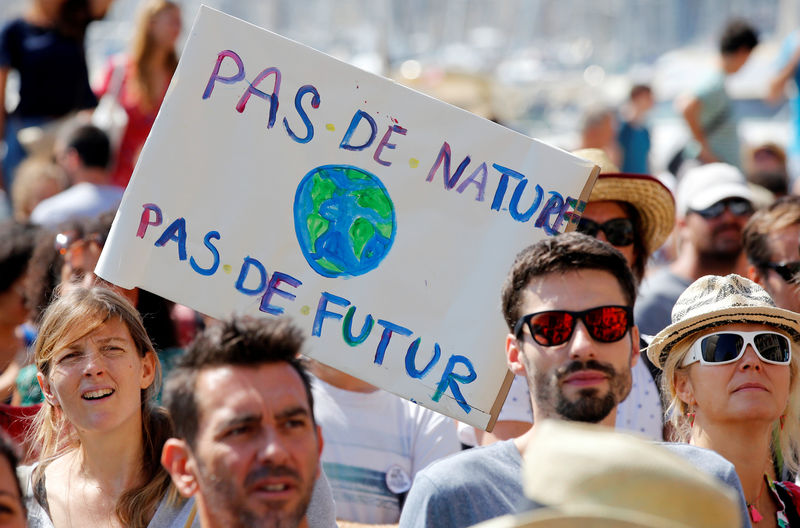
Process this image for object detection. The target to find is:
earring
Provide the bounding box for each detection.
[781,415,786,431]
[687,412,695,427]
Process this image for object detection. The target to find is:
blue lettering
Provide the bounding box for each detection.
[283,85,320,144]
[189,231,221,276]
[432,355,477,414]
[235,256,267,295]
[312,292,350,337]
[260,271,302,315]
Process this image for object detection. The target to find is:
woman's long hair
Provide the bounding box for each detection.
[29,286,175,527]
[129,0,180,111]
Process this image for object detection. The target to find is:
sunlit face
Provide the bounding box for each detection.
[38,317,156,434]
[188,364,321,528]
[149,6,182,49]
[506,269,638,424]
[683,202,750,259]
[756,224,800,313]
[581,200,637,271]
[675,322,791,428]
[0,456,25,528]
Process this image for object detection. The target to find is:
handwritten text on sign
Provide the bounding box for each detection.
[96,6,597,429]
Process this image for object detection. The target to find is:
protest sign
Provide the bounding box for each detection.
[96,6,598,430]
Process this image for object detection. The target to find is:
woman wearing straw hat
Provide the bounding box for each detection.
[649,273,800,526]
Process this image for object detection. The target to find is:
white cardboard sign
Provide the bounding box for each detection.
[96,6,598,430]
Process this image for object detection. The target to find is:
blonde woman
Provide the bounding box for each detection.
[95,0,181,188]
[20,286,195,527]
[649,274,800,527]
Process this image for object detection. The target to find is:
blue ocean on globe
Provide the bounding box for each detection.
[293,164,396,278]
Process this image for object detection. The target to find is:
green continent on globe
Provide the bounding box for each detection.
[294,165,397,278]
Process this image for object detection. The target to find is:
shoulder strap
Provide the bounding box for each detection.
[106,56,127,100]
[183,502,197,528]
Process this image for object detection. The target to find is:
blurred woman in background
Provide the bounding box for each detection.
[96,0,181,188]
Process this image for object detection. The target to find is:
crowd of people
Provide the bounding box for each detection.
[3,1,800,527]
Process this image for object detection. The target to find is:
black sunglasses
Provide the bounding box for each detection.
[760,261,800,283]
[576,217,635,247]
[690,198,753,220]
[514,306,633,347]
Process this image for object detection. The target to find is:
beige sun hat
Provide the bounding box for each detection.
[471,420,740,528]
[573,148,675,255]
[647,274,800,369]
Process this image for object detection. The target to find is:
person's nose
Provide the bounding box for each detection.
[594,231,609,245]
[568,321,596,361]
[258,427,291,465]
[738,344,761,371]
[82,348,106,377]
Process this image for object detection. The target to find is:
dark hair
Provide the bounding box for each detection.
[163,317,312,446]
[743,196,800,271]
[620,201,647,283]
[67,125,111,169]
[719,19,758,55]
[501,232,637,331]
[629,84,652,101]
[0,221,38,293]
[0,431,24,512]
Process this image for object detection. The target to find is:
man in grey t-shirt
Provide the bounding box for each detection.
[399,233,749,528]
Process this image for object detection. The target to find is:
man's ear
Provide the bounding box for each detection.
[315,425,324,479]
[506,334,526,376]
[629,325,640,367]
[37,372,58,407]
[747,264,763,285]
[161,439,199,498]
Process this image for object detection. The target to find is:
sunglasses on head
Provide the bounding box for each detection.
[514,305,633,347]
[54,232,106,256]
[690,198,753,220]
[576,217,635,247]
[759,261,800,283]
[682,330,791,367]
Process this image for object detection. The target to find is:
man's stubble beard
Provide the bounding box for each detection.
[195,458,315,528]
[531,357,633,423]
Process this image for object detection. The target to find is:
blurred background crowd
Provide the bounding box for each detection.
[3,0,800,526]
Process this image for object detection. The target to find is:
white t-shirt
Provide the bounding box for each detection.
[30,182,123,227]
[311,376,460,524]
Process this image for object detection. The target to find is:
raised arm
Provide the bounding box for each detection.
[768,43,800,103]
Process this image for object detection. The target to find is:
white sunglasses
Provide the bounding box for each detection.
[682,330,792,367]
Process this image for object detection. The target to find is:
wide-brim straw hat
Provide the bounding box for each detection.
[647,274,800,369]
[470,420,740,528]
[573,149,675,255]
[472,506,703,528]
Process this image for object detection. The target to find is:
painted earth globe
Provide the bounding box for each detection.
[294,164,396,278]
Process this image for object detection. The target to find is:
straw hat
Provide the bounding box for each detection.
[573,149,675,255]
[471,420,740,528]
[647,274,800,369]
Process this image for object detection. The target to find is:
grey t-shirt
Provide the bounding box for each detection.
[399,439,750,528]
[635,267,692,337]
[660,443,751,528]
[398,440,530,528]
